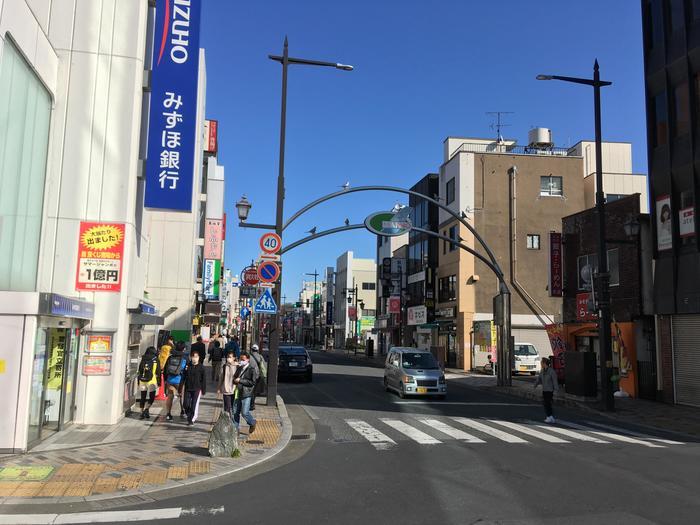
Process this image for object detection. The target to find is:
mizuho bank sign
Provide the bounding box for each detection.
[145,0,202,212]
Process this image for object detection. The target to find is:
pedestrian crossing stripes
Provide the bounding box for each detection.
[343,417,685,450]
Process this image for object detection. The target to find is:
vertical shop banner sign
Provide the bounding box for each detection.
[144,0,202,211]
[656,195,673,251]
[348,306,357,321]
[679,207,695,238]
[576,293,597,321]
[203,259,221,300]
[203,219,223,259]
[549,232,563,297]
[75,222,126,292]
[388,296,401,314]
[326,301,334,325]
[544,324,567,381]
[204,119,218,153]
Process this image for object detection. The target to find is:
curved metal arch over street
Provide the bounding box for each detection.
[282,185,504,280]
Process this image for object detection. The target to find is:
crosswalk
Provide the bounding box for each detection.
[342,416,685,450]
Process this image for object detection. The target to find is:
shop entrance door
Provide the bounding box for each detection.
[27,327,79,445]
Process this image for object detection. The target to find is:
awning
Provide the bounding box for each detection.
[129,313,165,326]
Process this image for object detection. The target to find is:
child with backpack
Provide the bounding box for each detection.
[183,349,206,426]
[164,343,187,422]
[137,346,161,419]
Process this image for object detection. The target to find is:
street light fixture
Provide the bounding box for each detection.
[235,195,252,222]
[263,38,353,407]
[537,60,614,411]
[624,217,641,238]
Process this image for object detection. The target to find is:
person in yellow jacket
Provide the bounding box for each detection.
[158,336,174,371]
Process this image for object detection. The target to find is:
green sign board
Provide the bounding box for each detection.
[364,209,412,236]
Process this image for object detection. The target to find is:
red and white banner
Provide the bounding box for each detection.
[204,119,218,154]
[75,222,125,292]
[549,232,562,297]
[204,219,223,260]
[388,296,401,314]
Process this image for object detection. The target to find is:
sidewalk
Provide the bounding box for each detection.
[446,368,700,438]
[0,391,291,505]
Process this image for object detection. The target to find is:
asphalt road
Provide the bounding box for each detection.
[80,351,700,524]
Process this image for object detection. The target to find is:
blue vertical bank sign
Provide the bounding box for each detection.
[145,0,202,211]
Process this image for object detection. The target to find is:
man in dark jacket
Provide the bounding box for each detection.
[183,349,206,426]
[191,336,206,364]
[208,340,224,382]
[233,352,257,434]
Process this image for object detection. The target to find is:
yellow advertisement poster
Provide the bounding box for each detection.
[87,334,112,354]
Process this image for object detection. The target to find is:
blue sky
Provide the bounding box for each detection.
[200,0,646,302]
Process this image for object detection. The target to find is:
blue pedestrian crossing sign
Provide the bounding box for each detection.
[240,307,251,319]
[254,289,277,314]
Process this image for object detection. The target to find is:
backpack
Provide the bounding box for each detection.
[138,357,156,382]
[252,352,267,379]
[211,346,224,361]
[165,355,184,377]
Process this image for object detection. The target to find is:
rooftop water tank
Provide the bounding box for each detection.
[528,128,553,149]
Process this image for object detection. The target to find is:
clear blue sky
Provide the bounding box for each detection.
[200,0,646,302]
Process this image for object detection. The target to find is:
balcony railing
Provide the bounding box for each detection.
[449,141,573,160]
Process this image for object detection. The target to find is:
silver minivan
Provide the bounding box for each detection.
[384,347,446,399]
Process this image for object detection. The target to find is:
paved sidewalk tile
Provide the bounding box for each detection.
[0,385,286,503]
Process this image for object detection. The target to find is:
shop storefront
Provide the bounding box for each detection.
[435,306,457,368]
[26,294,94,448]
[671,314,700,407]
[125,302,164,414]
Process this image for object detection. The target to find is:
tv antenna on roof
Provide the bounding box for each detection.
[487,111,514,144]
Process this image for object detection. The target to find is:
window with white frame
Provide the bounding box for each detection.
[526,234,540,250]
[540,175,563,197]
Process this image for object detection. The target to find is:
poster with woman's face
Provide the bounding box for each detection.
[656,195,673,251]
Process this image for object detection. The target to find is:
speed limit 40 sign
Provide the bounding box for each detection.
[260,232,282,254]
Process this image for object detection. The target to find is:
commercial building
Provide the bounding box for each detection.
[375,234,408,355]
[435,131,647,370]
[405,174,440,350]
[333,251,377,348]
[560,194,655,399]
[0,1,209,452]
[641,0,700,406]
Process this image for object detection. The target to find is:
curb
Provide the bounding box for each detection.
[0,396,294,507]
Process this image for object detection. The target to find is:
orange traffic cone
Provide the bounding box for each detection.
[155,374,167,400]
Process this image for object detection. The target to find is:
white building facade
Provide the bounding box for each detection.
[0,1,209,452]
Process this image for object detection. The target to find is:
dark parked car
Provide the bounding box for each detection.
[278,345,313,382]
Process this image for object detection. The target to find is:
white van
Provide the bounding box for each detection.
[512,343,541,375]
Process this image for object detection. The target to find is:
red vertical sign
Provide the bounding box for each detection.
[549,232,562,297]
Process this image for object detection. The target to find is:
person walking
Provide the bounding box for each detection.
[137,346,161,419]
[191,335,206,364]
[163,343,187,422]
[250,344,267,410]
[218,351,238,421]
[534,357,559,423]
[158,336,174,373]
[225,336,241,360]
[232,352,257,434]
[182,349,206,426]
[208,340,224,383]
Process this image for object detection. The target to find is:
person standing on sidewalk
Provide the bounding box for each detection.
[250,344,267,409]
[164,344,187,422]
[208,340,224,383]
[233,352,257,434]
[137,346,161,419]
[183,349,206,426]
[534,357,559,423]
[218,351,238,421]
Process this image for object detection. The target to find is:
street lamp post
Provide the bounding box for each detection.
[263,39,353,406]
[537,60,614,411]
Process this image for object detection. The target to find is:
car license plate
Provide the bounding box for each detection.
[519,366,528,371]
[417,387,428,394]
[289,362,298,367]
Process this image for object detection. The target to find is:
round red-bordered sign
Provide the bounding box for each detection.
[243,266,260,286]
[257,261,280,283]
[259,232,282,254]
